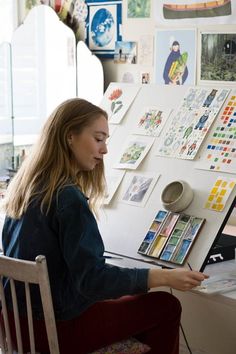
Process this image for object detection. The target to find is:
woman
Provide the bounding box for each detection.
[2,98,208,354]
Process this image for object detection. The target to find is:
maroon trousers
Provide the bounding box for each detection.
[9,291,181,354]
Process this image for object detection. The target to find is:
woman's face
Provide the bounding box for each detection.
[68,115,109,171]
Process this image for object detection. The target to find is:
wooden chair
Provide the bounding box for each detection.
[0,254,59,354]
[0,255,150,354]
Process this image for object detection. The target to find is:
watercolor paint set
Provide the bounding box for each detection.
[138,210,205,265]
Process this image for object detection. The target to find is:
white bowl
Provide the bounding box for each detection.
[161,180,194,212]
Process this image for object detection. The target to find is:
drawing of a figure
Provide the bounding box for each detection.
[195,110,210,130]
[163,41,188,85]
[183,125,193,139]
[187,141,197,155]
[203,89,218,107]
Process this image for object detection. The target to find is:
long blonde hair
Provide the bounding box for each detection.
[3,98,108,219]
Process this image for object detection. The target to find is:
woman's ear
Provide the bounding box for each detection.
[67,133,73,145]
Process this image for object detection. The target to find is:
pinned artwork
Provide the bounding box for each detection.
[103,169,125,205]
[100,83,140,124]
[85,0,122,58]
[138,210,205,265]
[196,90,236,174]
[114,135,155,170]
[156,87,229,159]
[134,106,172,136]
[120,172,160,207]
[154,28,196,86]
[204,176,236,212]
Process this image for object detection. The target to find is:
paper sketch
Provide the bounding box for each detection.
[120,172,160,207]
[103,169,125,205]
[100,83,140,124]
[139,35,153,66]
[156,87,229,159]
[197,272,236,295]
[114,135,155,169]
[204,176,236,212]
[196,89,236,173]
[134,106,172,136]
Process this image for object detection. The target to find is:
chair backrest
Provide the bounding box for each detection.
[0,254,60,354]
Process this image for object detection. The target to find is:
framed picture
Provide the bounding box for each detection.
[198,29,236,84]
[154,28,197,86]
[85,0,122,58]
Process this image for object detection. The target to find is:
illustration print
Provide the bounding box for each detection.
[156,87,229,159]
[134,106,172,136]
[114,135,155,170]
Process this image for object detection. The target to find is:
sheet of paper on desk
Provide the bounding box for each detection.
[194,272,236,295]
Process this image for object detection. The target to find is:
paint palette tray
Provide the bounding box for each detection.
[138,210,205,265]
[193,272,236,295]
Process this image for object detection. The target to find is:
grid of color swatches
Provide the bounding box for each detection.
[206,93,236,171]
[138,210,205,265]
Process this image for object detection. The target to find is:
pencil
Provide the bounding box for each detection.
[187,262,193,271]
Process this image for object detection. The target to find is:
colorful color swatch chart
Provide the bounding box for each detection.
[204,176,236,212]
[138,210,205,265]
[156,87,229,160]
[196,90,236,173]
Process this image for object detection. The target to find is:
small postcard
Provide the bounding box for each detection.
[120,172,160,207]
[134,106,172,137]
[114,41,137,64]
[195,272,236,295]
[103,170,126,205]
[204,176,236,212]
[114,135,155,170]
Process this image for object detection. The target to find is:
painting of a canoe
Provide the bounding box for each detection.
[163,0,232,19]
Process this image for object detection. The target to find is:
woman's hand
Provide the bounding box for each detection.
[148,268,209,291]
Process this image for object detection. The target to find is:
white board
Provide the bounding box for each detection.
[98,83,236,271]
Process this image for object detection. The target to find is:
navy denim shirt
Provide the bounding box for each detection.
[2,185,148,320]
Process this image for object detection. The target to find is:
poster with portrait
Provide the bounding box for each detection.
[154,28,197,86]
[85,0,122,58]
[154,0,236,25]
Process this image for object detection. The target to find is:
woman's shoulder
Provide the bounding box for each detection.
[55,184,88,211]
